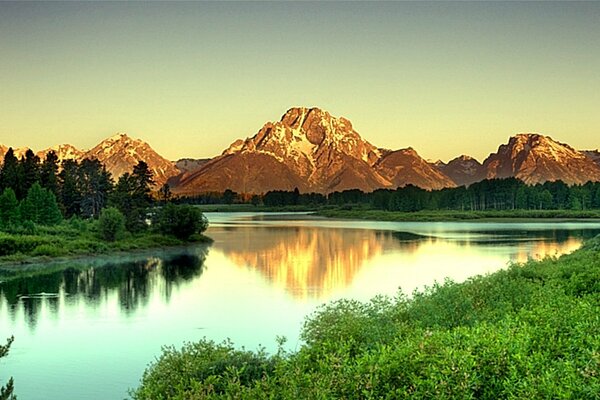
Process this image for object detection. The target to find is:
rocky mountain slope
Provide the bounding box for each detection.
[0,134,179,186]
[172,107,455,195]
[436,155,486,186]
[85,133,179,186]
[482,134,600,185]
[1,112,599,193]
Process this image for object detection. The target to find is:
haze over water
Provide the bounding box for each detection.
[2,213,600,399]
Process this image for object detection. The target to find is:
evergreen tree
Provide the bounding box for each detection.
[79,159,112,218]
[132,161,154,205]
[110,173,144,232]
[19,149,40,199]
[0,188,20,228]
[39,151,59,196]
[59,159,82,218]
[0,148,19,195]
[20,182,62,225]
[158,183,172,204]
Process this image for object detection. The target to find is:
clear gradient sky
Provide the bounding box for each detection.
[1,2,599,162]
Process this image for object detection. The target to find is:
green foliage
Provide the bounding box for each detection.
[1,336,16,400]
[0,188,20,228]
[19,183,62,226]
[110,167,152,233]
[156,204,208,240]
[97,207,126,242]
[0,233,60,256]
[133,340,275,399]
[133,235,600,399]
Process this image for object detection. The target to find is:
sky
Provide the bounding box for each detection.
[0,1,599,163]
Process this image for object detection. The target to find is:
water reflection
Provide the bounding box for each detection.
[0,247,208,330]
[210,225,597,299]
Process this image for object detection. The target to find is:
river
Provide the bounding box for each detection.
[1,212,600,399]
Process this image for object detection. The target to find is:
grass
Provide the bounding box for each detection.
[317,208,600,222]
[132,234,600,399]
[0,219,212,265]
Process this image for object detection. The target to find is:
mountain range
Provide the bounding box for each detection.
[1,107,599,193]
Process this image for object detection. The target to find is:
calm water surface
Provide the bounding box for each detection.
[2,212,600,399]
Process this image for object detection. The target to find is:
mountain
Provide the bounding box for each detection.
[84,133,180,186]
[37,144,84,163]
[0,134,179,187]
[172,107,455,195]
[583,150,600,167]
[483,133,600,185]
[175,158,211,173]
[375,148,455,190]
[436,155,486,186]
[0,145,30,160]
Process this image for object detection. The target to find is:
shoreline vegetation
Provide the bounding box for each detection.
[316,208,600,222]
[132,234,600,399]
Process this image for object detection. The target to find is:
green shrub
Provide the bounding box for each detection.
[156,204,208,240]
[98,207,126,242]
[31,243,66,257]
[133,340,275,399]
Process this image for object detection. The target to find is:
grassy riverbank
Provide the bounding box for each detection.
[132,235,600,399]
[317,208,600,222]
[0,218,211,265]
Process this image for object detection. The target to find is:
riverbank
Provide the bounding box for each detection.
[133,234,600,399]
[0,219,212,266]
[317,208,600,222]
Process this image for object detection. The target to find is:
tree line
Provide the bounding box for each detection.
[0,147,157,230]
[180,178,600,211]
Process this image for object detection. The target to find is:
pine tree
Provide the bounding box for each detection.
[59,159,83,218]
[0,148,19,195]
[40,150,59,196]
[79,159,113,218]
[20,182,62,225]
[0,188,20,228]
[132,161,154,206]
[19,149,40,199]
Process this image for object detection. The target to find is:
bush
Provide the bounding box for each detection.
[98,207,126,242]
[31,243,67,257]
[133,339,275,399]
[156,204,208,240]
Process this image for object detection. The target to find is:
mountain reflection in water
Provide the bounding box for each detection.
[209,224,595,299]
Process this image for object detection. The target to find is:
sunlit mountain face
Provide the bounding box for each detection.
[2,109,599,194]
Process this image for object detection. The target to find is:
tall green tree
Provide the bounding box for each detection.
[0,188,20,228]
[132,161,154,205]
[0,148,19,195]
[59,159,83,218]
[79,159,112,218]
[20,182,63,226]
[111,173,145,232]
[39,151,59,196]
[18,149,40,200]
[110,161,154,232]
[158,183,172,204]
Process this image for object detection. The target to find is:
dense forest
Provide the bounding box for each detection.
[0,147,157,231]
[181,178,600,211]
